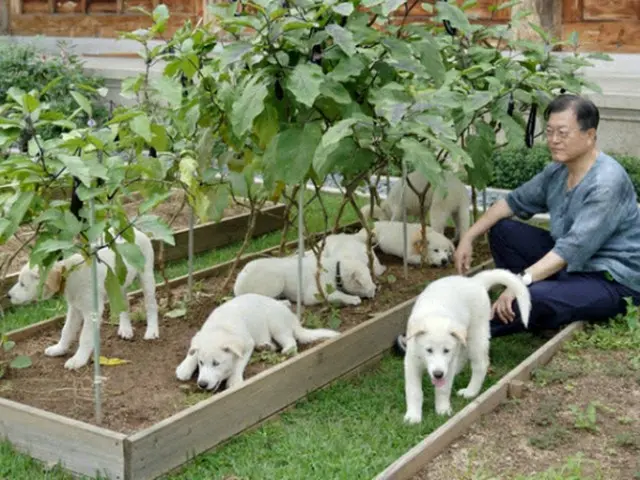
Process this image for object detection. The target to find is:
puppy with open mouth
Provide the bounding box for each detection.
[402,268,531,423]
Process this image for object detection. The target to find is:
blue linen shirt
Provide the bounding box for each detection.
[506,151,640,293]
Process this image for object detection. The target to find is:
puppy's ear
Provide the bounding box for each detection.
[406,325,427,340]
[44,264,66,295]
[222,340,245,358]
[450,328,467,346]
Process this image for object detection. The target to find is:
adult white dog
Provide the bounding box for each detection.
[360,170,470,242]
[312,231,386,277]
[175,293,340,391]
[234,253,376,306]
[8,228,159,370]
[360,221,455,267]
[403,269,531,423]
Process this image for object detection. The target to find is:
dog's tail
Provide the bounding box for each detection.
[293,323,340,344]
[472,268,532,327]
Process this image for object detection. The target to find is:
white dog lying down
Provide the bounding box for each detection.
[234,253,376,306]
[403,269,531,423]
[8,228,159,370]
[360,221,455,267]
[175,293,340,391]
[310,231,386,277]
[360,170,470,242]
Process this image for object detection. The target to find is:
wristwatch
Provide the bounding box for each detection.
[519,271,533,286]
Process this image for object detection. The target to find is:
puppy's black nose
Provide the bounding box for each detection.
[197,381,209,390]
[433,370,444,379]
[440,259,448,266]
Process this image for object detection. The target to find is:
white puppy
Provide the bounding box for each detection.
[403,269,531,423]
[312,231,386,277]
[361,221,455,267]
[175,293,340,391]
[360,170,470,242]
[234,253,376,306]
[8,228,159,370]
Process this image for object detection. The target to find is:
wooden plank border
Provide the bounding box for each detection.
[373,321,585,480]
[0,398,127,479]
[123,260,495,480]
[0,203,285,308]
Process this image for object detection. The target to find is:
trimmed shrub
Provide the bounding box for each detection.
[491,145,640,199]
[0,41,108,139]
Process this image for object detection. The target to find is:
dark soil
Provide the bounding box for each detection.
[0,189,250,276]
[0,241,492,434]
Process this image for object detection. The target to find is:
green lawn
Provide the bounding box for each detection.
[0,191,549,480]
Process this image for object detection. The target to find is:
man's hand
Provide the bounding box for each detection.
[454,238,473,274]
[491,290,516,323]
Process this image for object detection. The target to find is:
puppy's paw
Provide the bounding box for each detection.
[44,344,67,357]
[175,363,194,381]
[403,411,422,425]
[64,355,88,370]
[255,341,277,351]
[143,327,159,340]
[345,296,362,306]
[118,325,134,340]
[457,387,480,399]
[226,376,244,389]
[435,403,453,416]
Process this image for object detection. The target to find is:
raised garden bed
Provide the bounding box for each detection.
[373,322,587,480]
[0,190,286,305]
[0,225,493,480]
[408,323,640,480]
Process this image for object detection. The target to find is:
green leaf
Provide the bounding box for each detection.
[2,340,16,352]
[326,24,357,57]
[319,79,352,104]
[153,3,169,23]
[139,191,174,214]
[382,0,404,16]
[286,63,325,108]
[332,2,354,16]
[219,42,253,70]
[0,191,34,241]
[253,103,280,150]
[463,91,494,113]
[130,114,153,143]
[398,138,443,188]
[9,355,32,369]
[116,242,147,273]
[179,156,198,188]
[263,123,323,185]
[24,94,40,114]
[135,215,175,246]
[434,1,471,33]
[415,37,446,86]
[231,75,269,137]
[57,154,92,186]
[151,76,183,108]
[312,118,358,177]
[105,267,127,317]
[464,123,496,190]
[70,91,93,117]
[329,55,367,82]
[34,239,77,254]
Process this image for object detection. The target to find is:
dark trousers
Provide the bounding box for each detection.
[488,219,640,337]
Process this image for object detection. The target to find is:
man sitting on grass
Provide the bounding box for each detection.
[395,93,640,354]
